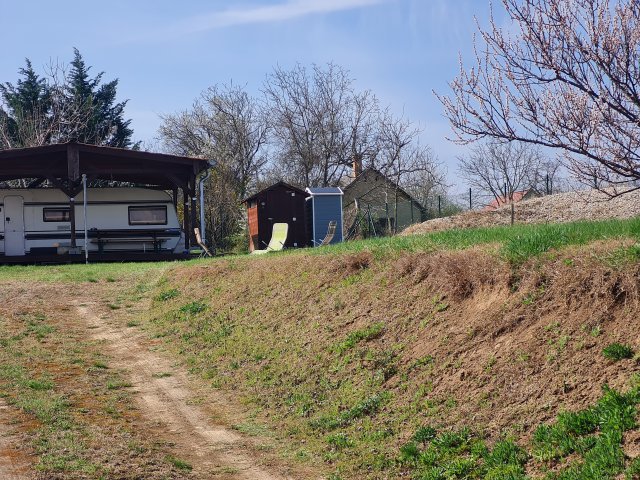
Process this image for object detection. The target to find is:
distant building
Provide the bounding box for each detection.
[342,168,426,237]
[483,190,539,211]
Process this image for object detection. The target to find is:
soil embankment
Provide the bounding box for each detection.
[1,236,640,478]
[143,243,640,478]
[403,188,640,236]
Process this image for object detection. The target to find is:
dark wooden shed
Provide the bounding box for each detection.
[242,181,308,252]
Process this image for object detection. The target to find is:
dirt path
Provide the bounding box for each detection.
[0,401,31,480]
[75,301,303,480]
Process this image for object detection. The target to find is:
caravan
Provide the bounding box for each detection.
[0,188,184,256]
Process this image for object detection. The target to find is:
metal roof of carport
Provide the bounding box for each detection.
[0,141,209,193]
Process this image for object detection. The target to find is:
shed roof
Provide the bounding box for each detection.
[0,141,209,194]
[241,181,308,204]
[305,187,344,196]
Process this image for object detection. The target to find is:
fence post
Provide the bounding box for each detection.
[438,195,441,217]
[469,188,472,210]
[546,174,550,195]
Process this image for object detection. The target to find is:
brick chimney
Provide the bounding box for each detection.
[352,154,363,179]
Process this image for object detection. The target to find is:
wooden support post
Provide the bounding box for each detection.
[67,143,80,250]
[67,143,80,182]
[69,197,76,248]
[183,187,190,250]
[190,176,197,248]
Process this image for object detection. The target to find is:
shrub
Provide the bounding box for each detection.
[413,426,438,445]
[178,301,207,315]
[602,343,634,361]
[156,288,179,301]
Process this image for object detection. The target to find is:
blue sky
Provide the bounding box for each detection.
[0,0,501,191]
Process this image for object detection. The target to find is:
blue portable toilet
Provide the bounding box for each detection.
[305,187,344,246]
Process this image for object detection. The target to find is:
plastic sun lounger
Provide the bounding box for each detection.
[312,220,337,247]
[251,223,288,255]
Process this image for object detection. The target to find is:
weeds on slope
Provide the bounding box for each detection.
[397,380,640,480]
[304,217,640,265]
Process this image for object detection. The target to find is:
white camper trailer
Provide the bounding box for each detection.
[0,188,184,257]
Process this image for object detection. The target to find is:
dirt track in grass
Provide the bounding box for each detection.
[75,299,303,480]
[0,280,318,480]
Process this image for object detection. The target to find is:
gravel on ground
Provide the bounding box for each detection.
[402,189,640,236]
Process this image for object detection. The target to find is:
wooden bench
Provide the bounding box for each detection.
[90,229,173,253]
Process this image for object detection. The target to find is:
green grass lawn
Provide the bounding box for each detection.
[0,217,638,283]
[309,218,640,264]
[1,217,638,479]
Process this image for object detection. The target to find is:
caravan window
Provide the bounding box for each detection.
[43,208,70,222]
[128,206,167,225]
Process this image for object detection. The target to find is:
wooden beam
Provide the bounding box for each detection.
[182,187,190,250]
[69,197,77,248]
[67,144,80,181]
[47,177,74,197]
[46,177,83,198]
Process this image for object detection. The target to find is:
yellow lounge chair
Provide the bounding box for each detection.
[251,223,288,254]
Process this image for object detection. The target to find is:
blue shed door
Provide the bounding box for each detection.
[312,196,343,245]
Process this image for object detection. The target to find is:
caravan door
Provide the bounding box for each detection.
[4,196,25,256]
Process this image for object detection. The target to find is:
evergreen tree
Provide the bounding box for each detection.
[0,60,52,148]
[0,50,136,149]
[63,48,134,148]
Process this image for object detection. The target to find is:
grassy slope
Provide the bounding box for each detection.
[131,219,640,479]
[3,218,640,479]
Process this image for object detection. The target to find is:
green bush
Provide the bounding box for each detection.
[178,301,208,315]
[602,343,635,361]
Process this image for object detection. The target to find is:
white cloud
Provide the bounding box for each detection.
[171,0,389,35]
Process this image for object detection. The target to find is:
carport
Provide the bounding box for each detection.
[0,141,209,261]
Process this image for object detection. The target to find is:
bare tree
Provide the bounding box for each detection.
[458,141,543,204]
[437,0,640,196]
[160,83,268,198]
[263,63,379,187]
[403,166,449,216]
[532,158,565,195]
[159,83,268,250]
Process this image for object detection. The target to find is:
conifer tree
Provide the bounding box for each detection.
[0,60,52,148]
[0,50,136,149]
[64,48,134,147]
